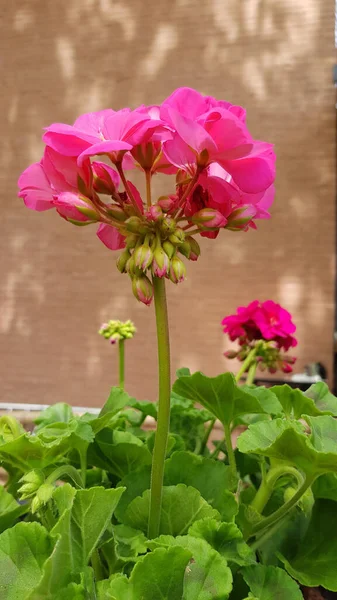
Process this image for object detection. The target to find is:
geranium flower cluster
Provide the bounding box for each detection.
[18,87,275,305]
[98,319,136,344]
[222,300,297,374]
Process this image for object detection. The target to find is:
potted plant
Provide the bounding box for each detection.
[0,87,335,599]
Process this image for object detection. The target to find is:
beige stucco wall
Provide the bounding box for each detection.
[0,0,335,407]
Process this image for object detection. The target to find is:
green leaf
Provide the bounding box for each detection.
[172,372,279,427]
[170,405,213,452]
[0,522,55,599]
[240,386,282,416]
[33,485,125,592]
[112,524,147,560]
[115,466,151,523]
[176,367,191,378]
[123,484,220,536]
[188,518,255,566]
[279,499,337,591]
[304,381,337,415]
[312,473,337,501]
[237,417,337,478]
[99,574,131,599]
[270,384,332,419]
[89,430,152,478]
[164,451,237,521]
[126,546,192,599]
[99,387,136,418]
[148,535,232,599]
[34,403,73,431]
[0,485,28,533]
[0,433,73,472]
[242,564,302,599]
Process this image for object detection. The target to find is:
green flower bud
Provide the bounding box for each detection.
[132,275,153,306]
[106,205,128,222]
[186,236,200,261]
[162,240,175,259]
[152,246,170,277]
[169,228,185,245]
[126,234,138,249]
[160,216,176,235]
[178,240,191,259]
[125,217,148,235]
[116,249,131,273]
[133,244,153,271]
[169,256,186,284]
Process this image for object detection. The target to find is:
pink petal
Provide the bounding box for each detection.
[126,181,144,213]
[163,133,198,170]
[96,223,126,250]
[222,155,275,194]
[53,192,91,222]
[73,109,116,133]
[77,140,132,166]
[167,108,217,155]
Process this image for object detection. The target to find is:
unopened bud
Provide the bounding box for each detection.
[224,350,238,359]
[152,246,170,277]
[225,207,256,231]
[116,249,131,273]
[160,216,177,235]
[92,161,120,195]
[146,205,163,222]
[157,196,177,213]
[125,216,148,234]
[134,244,153,271]
[281,362,293,374]
[169,256,186,284]
[178,241,191,259]
[106,205,128,222]
[169,228,185,245]
[191,208,227,228]
[132,276,153,306]
[76,204,100,221]
[31,483,54,513]
[162,240,175,259]
[126,234,138,249]
[126,254,136,276]
[186,236,200,261]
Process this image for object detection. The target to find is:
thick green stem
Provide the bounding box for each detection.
[148,276,171,539]
[119,339,125,390]
[46,465,84,488]
[235,348,257,382]
[251,465,304,514]
[224,421,237,474]
[246,361,257,386]
[249,474,316,538]
[200,419,216,455]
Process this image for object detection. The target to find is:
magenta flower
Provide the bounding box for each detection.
[18,87,276,306]
[222,300,297,375]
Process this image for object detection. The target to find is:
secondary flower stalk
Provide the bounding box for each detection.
[98,320,136,389]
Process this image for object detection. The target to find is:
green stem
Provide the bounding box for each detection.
[251,465,304,514]
[45,465,84,488]
[148,276,171,539]
[78,449,87,488]
[119,339,125,390]
[224,421,237,474]
[200,419,216,455]
[246,361,257,385]
[235,348,257,382]
[145,170,152,208]
[210,437,225,459]
[249,474,316,538]
[91,548,104,581]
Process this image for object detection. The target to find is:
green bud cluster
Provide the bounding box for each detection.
[98,319,136,344]
[18,470,54,513]
[116,214,201,304]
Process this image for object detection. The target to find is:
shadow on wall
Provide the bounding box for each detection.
[0,0,335,405]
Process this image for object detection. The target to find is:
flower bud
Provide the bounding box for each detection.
[92,161,120,195]
[169,228,185,245]
[186,236,200,261]
[225,207,256,231]
[162,240,175,259]
[160,216,177,235]
[281,362,293,374]
[125,216,148,234]
[157,196,177,213]
[134,244,153,271]
[224,350,238,359]
[126,234,138,249]
[146,205,163,222]
[126,254,136,276]
[31,483,54,514]
[191,208,227,228]
[106,205,128,222]
[178,241,191,259]
[132,275,153,306]
[116,249,131,273]
[169,256,186,284]
[152,246,170,277]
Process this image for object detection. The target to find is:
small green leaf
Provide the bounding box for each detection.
[237,417,337,478]
[100,387,136,418]
[312,473,337,501]
[270,384,332,419]
[112,524,147,560]
[0,522,55,599]
[115,466,151,523]
[34,403,73,430]
[123,484,220,536]
[0,485,28,533]
[176,367,191,378]
[164,451,237,521]
[279,499,337,591]
[188,518,255,566]
[173,372,278,427]
[89,430,152,478]
[304,381,337,415]
[242,564,302,599]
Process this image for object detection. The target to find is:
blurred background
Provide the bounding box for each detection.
[0,0,335,407]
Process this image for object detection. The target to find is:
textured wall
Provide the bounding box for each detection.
[0,0,335,407]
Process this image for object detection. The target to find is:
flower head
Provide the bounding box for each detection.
[99,320,136,344]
